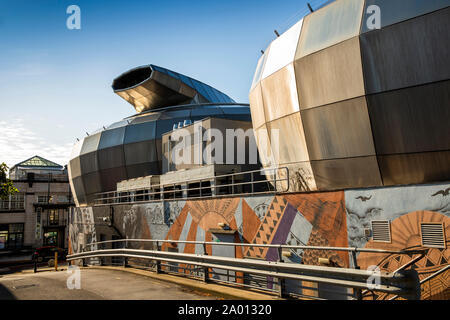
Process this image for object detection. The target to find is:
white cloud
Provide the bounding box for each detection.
[0,118,74,168]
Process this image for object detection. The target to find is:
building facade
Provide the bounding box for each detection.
[0,156,73,251]
[67,0,449,299]
[250,0,450,192]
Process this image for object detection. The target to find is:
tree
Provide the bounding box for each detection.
[0,163,18,200]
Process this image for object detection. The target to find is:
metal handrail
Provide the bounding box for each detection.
[93,167,289,205]
[81,239,427,256]
[388,264,450,300]
[67,247,422,300]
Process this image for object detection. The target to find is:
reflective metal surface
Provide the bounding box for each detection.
[261,64,300,122]
[295,0,364,58]
[361,0,450,33]
[295,36,365,110]
[311,156,382,190]
[250,4,450,192]
[69,103,252,206]
[112,65,235,113]
[301,97,375,160]
[360,7,450,94]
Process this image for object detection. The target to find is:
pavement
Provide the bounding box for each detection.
[0,266,219,300]
[0,265,281,300]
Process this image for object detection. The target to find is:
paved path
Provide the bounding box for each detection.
[0,268,218,300]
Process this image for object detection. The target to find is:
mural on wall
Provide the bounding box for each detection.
[68,207,98,255]
[68,181,450,299]
[345,182,450,300]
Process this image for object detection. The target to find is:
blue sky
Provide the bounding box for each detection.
[0,0,313,168]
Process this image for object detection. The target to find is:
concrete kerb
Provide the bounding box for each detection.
[82,265,283,300]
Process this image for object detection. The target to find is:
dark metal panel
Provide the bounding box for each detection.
[311,156,382,190]
[126,162,160,180]
[123,140,158,165]
[72,176,86,206]
[294,37,365,110]
[302,97,376,160]
[99,167,128,192]
[82,172,102,195]
[156,119,185,138]
[378,151,450,186]
[155,139,162,172]
[367,81,450,155]
[98,127,126,150]
[361,0,450,33]
[295,0,364,58]
[79,151,98,174]
[124,122,157,144]
[98,145,125,170]
[360,7,450,94]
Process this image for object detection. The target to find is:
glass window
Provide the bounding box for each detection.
[296,0,364,58]
[191,80,210,101]
[203,84,220,103]
[107,120,128,130]
[178,74,195,89]
[191,106,224,117]
[159,108,192,120]
[361,0,449,33]
[130,113,161,124]
[124,122,157,144]
[9,223,24,233]
[98,127,126,150]
[221,106,250,115]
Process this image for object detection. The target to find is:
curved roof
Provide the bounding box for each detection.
[112,64,235,113]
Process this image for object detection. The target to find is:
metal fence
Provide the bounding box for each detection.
[67,239,426,300]
[93,167,289,206]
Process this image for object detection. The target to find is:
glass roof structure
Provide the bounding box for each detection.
[13,156,63,169]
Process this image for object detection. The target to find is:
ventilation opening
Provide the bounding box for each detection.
[112,67,152,91]
[421,223,446,249]
[371,220,391,243]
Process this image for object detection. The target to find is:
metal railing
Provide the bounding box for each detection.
[68,239,426,300]
[388,264,450,300]
[93,167,289,206]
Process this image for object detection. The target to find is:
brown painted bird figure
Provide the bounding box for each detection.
[432,188,450,197]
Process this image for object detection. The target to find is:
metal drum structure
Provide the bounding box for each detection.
[68,65,252,206]
[249,0,450,192]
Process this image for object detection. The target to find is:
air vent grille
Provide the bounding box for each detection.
[371,220,391,243]
[421,223,446,249]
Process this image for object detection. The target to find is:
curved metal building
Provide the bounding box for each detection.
[68,65,251,206]
[250,0,450,192]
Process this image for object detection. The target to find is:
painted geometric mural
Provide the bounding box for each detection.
[68,181,450,299]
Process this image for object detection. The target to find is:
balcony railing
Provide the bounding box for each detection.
[94,167,289,206]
